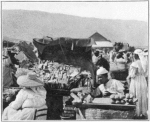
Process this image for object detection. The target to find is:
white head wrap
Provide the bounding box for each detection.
[134,49,147,72]
[97,67,108,76]
[134,49,143,55]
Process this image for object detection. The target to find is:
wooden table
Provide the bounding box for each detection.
[74,103,136,120]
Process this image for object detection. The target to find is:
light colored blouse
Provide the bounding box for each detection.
[105,79,124,94]
[128,60,144,78]
[10,86,46,109]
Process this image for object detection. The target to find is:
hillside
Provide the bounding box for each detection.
[2,10,148,46]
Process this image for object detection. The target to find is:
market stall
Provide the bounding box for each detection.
[33,36,96,119]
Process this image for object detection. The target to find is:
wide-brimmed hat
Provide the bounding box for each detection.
[17,72,44,87]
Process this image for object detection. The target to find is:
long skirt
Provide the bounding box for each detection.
[2,106,36,120]
[129,75,148,117]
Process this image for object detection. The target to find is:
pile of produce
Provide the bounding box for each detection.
[110,93,138,105]
[35,61,81,83]
[69,86,93,105]
[34,61,93,90]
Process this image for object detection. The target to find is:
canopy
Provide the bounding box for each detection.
[33,36,96,86]
[92,41,113,48]
[33,36,96,55]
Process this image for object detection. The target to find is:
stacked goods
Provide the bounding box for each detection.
[61,105,76,120]
[124,93,138,105]
[110,93,138,105]
[35,61,93,90]
[35,61,80,84]
[70,87,93,105]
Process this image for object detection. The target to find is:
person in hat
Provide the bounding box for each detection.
[2,72,47,120]
[126,49,148,118]
[92,49,101,65]
[90,67,124,98]
[114,49,128,70]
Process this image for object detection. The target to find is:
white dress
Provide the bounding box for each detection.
[129,60,148,117]
[2,86,47,120]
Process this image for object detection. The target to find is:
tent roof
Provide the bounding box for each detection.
[33,36,96,55]
[33,36,95,46]
[92,41,113,47]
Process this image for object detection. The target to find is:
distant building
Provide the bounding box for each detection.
[89,32,113,48]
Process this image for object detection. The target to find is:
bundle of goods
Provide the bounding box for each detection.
[60,105,76,120]
[110,93,138,105]
[70,87,93,105]
[3,87,21,109]
[35,61,93,91]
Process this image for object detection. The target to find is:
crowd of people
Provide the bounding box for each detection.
[2,44,149,120]
[92,47,148,119]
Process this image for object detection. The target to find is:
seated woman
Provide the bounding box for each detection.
[2,72,47,120]
[91,67,125,97]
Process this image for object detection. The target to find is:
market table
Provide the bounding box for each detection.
[74,103,136,120]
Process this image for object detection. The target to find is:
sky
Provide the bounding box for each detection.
[2,1,148,22]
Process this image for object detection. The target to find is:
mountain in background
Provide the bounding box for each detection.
[2,10,148,47]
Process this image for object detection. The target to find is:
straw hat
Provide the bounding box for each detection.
[17,72,44,87]
[97,67,108,76]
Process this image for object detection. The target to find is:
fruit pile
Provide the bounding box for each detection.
[110,93,138,105]
[35,61,93,90]
[35,61,81,84]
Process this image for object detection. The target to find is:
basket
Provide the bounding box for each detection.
[110,70,128,81]
[77,108,135,120]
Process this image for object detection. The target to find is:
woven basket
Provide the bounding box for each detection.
[78,108,135,120]
[110,70,128,81]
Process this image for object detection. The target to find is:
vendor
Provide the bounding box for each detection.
[92,67,125,97]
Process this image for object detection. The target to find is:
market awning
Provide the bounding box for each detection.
[33,36,96,55]
[33,36,96,82]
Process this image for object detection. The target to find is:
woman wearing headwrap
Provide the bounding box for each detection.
[2,72,47,120]
[126,49,148,118]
